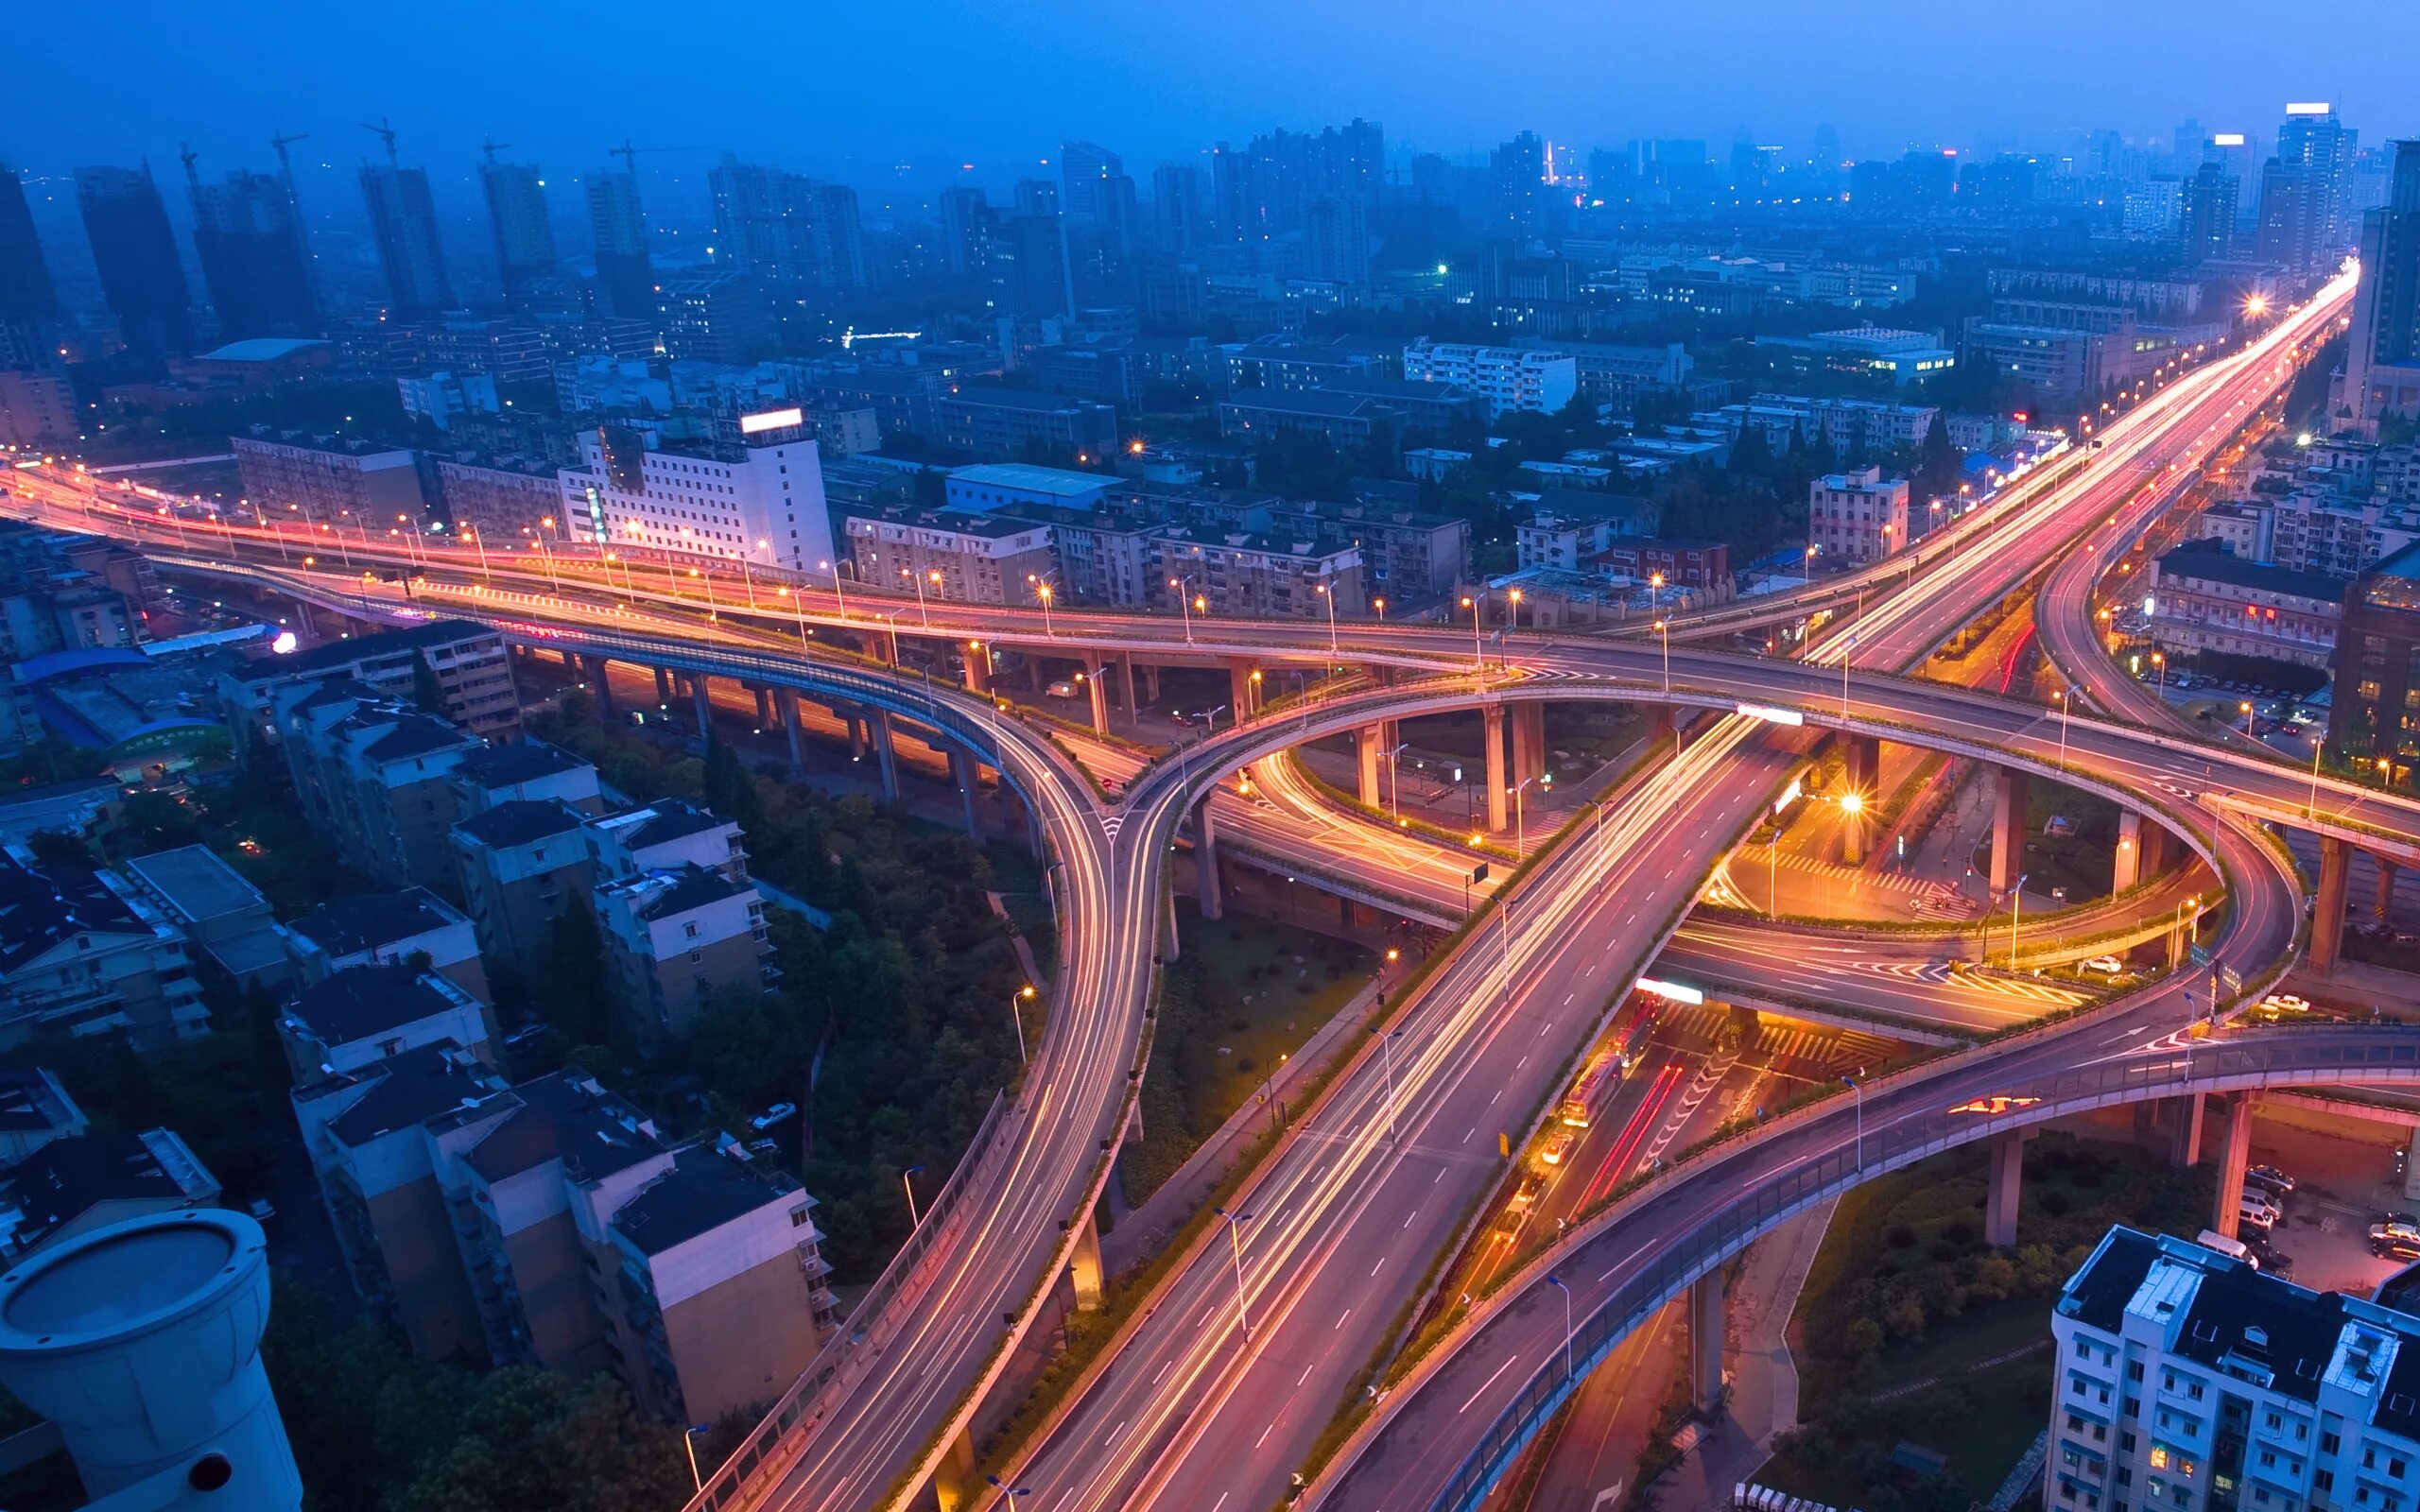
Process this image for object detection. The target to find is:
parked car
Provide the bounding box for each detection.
[2377,1230,2420,1261]
[1046,680,1078,699]
[2245,1164,2296,1195]
[2238,1194,2280,1231]
[2260,993,2312,1014]
[2083,955,2125,976]
[751,1102,799,1131]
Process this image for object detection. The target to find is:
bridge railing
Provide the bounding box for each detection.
[683,1091,1010,1512]
[1418,1030,2420,1512]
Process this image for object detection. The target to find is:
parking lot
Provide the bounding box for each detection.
[2242,1109,2419,1296]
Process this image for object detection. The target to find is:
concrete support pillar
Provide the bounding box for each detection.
[1140,663,1161,705]
[845,711,869,762]
[2169,1091,2206,1169]
[1484,705,1509,833]
[927,1425,979,1512]
[1512,703,1547,787]
[1358,726,1385,806]
[962,645,992,697]
[872,709,901,802]
[1196,799,1222,920]
[1086,668,1110,737]
[654,666,673,706]
[1028,654,1046,695]
[779,691,806,779]
[1164,885,1182,961]
[1688,1271,1725,1416]
[950,748,981,838]
[2211,1094,2256,1241]
[691,674,713,735]
[2115,812,2147,893]
[752,685,773,726]
[1228,659,1255,721]
[1116,654,1137,719]
[2380,859,2401,920]
[2405,1130,2420,1203]
[1841,733,1879,798]
[1986,1129,2029,1247]
[856,629,891,665]
[1990,766,2031,897]
[294,599,318,639]
[586,658,614,716]
[1068,1212,1104,1311]
[2310,835,2352,974]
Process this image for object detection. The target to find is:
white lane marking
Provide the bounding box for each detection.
[1335,1308,1353,1331]
[1460,1352,1524,1412]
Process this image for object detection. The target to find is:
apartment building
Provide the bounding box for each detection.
[556,422,834,576]
[117,844,289,992]
[0,845,209,1047]
[2050,1227,2420,1512]
[933,387,1118,460]
[278,960,494,1083]
[231,434,428,530]
[220,619,521,746]
[285,887,489,1004]
[1515,494,1662,572]
[433,454,562,543]
[1516,340,1696,414]
[594,866,774,1038]
[1706,394,1939,454]
[0,1069,87,1166]
[451,799,596,972]
[1400,341,1578,418]
[583,799,750,882]
[842,505,1058,606]
[271,686,486,890]
[1219,388,1409,455]
[1149,526,1364,620]
[1809,467,1913,565]
[2149,544,2342,671]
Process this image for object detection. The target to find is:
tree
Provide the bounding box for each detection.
[538,899,614,1045]
[410,654,449,718]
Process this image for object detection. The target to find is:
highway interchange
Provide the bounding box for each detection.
[3,266,2402,1512]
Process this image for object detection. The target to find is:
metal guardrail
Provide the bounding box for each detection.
[1416,1029,2420,1512]
[683,1091,1009,1512]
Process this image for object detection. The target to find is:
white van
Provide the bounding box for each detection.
[2197,1229,2258,1268]
[2238,1194,2281,1232]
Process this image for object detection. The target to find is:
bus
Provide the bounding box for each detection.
[1557,1050,1621,1128]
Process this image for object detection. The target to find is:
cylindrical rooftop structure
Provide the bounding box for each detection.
[0,1209,301,1511]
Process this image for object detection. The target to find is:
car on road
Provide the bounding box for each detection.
[2260,993,2312,1014]
[751,1102,798,1131]
[2196,1229,2257,1267]
[2083,955,2125,976]
[1537,1131,1576,1168]
[1046,681,1078,699]
[2246,1164,2296,1195]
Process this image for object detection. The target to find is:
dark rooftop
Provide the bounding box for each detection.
[613,1143,795,1256]
[634,865,752,921]
[288,888,460,957]
[2155,541,2346,603]
[942,385,1112,415]
[2059,1226,2162,1333]
[454,741,590,791]
[305,1041,508,1148]
[0,1128,216,1253]
[230,619,500,682]
[289,963,470,1050]
[456,798,588,850]
[463,1072,664,1186]
[0,1070,78,1136]
[0,857,149,974]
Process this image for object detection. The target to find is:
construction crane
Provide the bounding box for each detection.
[607,140,708,174]
[360,118,398,165]
[178,143,199,188]
[269,130,308,173]
[479,137,510,165]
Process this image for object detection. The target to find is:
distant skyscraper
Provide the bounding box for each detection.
[1151,164,1204,258]
[0,164,60,367]
[1059,142,1124,223]
[1301,194,1368,285]
[74,165,193,362]
[2255,159,2325,271]
[360,162,455,318]
[2343,141,2420,433]
[1491,131,1548,236]
[2179,162,2240,262]
[479,158,557,294]
[937,185,990,277]
[586,169,654,320]
[1812,124,1842,168]
[2274,103,2358,259]
[187,166,320,341]
[707,158,868,293]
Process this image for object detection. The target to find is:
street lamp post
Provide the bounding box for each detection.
[2007,871,2030,971]
[1459,593,1485,672]
[901,1165,925,1228]
[2309,733,2326,822]
[1843,1071,1865,1168]
[1374,1029,1405,1143]
[906,568,938,629]
[1511,773,1549,854]
[536,516,562,592]
[1212,1205,1254,1339]
[2056,689,2071,768]
[683,1424,714,1490]
[1170,576,1199,646]
[1317,577,1340,662]
[820,558,852,623]
[1654,617,1671,698]
[1386,741,1409,828]
[1009,985,1035,1063]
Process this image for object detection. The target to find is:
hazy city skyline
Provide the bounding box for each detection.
[13,0,2419,200]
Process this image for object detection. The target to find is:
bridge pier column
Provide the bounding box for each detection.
[1027,653,1046,696]
[691,674,713,735]
[1228,659,1256,720]
[1484,706,1509,832]
[1841,734,1879,867]
[1689,1271,1726,1416]
[2213,1094,2256,1241]
[585,657,614,717]
[1196,799,1223,920]
[856,628,890,665]
[844,711,868,762]
[2169,1092,2206,1169]
[653,666,673,707]
[2140,819,2172,879]
[872,709,901,802]
[1986,1129,2031,1247]
[1990,766,2031,897]
[2115,812,2146,892]
[752,685,773,726]
[1086,667,1110,736]
[2310,836,2352,974]
[1511,703,1547,789]
[962,644,992,698]
[1140,662,1161,706]
[778,691,805,779]
[2380,859,2401,920]
[1358,727,1385,806]
[1116,654,1137,719]
[2405,1130,2420,1203]
[926,1424,980,1512]
[1165,885,1182,961]
[1068,1211,1104,1311]
[949,748,981,839]
[294,599,318,640]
